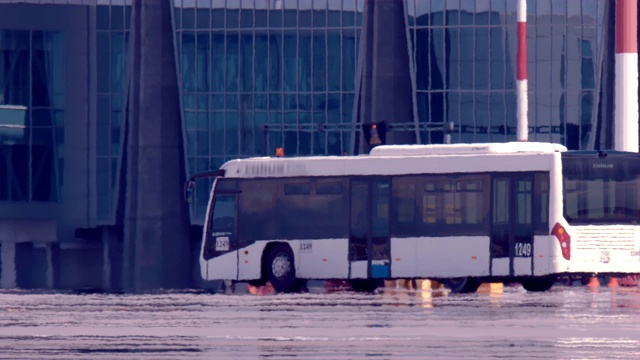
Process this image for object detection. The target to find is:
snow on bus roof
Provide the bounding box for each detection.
[219,142,565,178]
[369,142,567,156]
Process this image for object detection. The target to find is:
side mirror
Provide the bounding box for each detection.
[184,179,196,203]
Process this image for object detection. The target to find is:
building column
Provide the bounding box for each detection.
[357,0,415,153]
[123,0,191,292]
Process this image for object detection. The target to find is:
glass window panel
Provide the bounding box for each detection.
[255,94,267,110]
[297,35,312,92]
[489,27,509,90]
[226,94,238,108]
[241,94,254,111]
[298,94,311,111]
[197,111,208,129]
[299,10,312,28]
[185,110,197,130]
[254,35,269,92]
[210,93,224,109]
[196,8,210,29]
[225,112,239,154]
[30,128,58,201]
[97,6,110,30]
[211,111,225,155]
[226,9,240,28]
[269,8,283,27]
[341,34,356,91]
[536,0,551,24]
[314,93,327,113]
[186,130,197,156]
[341,93,354,117]
[342,8,355,27]
[313,8,327,27]
[241,34,254,92]
[240,8,254,28]
[225,34,240,91]
[313,32,327,92]
[269,94,282,110]
[284,8,297,27]
[211,34,225,92]
[255,7,268,27]
[183,7,196,28]
[111,6,125,30]
[211,8,225,28]
[268,32,283,91]
[184,94,196,109]
[197,130,209,154]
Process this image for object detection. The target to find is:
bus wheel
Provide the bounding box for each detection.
[521,276,555,292]
[349,279,381,293]
[267,244,296,293]
[443,277,480,294]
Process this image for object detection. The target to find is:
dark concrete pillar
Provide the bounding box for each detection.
[124,0,191,292]
[103,227,123,292]
[29,245,50,288]
[15,242,33,288]
[357,0,415,153]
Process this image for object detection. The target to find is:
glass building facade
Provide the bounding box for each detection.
[175,0,363,217]
[407,0,604,147]
[0,30,65,202]
[0,0,636,231]
[96,3,130,220]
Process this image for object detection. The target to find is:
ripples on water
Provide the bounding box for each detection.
[0,285,640,359]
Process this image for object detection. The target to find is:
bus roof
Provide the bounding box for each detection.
[370,142,567,156]
[219,142,565,178]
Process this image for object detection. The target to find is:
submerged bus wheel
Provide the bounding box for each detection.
[443,277,480,294]
[349,279,381,293]
[521,276,555,292]
[266,244,296,293]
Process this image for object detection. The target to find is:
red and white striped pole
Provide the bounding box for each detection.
[614,0,639,152]
[516,0,528,142]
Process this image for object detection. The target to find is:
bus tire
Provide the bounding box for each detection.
[349,279,382,293]
[521,276,555,292]
[443,277,480,294]
[266,244,296,293]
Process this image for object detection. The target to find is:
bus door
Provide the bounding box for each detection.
[490,174,534,277]
[202,191,238,280]
[349,178,391,279]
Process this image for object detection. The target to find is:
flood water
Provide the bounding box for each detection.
[0,282,639,359]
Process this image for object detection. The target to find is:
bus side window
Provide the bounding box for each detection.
[421,175,488,236]
[391,176,417,236]
[209,195,236,233]
[237,179,278,242]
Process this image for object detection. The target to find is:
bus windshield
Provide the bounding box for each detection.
[562,152,640,225]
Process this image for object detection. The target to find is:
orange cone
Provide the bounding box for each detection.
[587,276,600,287]
[608,277,619,288]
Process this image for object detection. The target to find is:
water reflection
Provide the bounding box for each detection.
[2,286,640,359]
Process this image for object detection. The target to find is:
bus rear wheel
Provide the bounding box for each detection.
[443,277,480,294]
[521,276,555,292]
[349,279,381,293]
[266,244,296,293]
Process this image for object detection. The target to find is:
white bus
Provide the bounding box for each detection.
[186,142,640,293]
